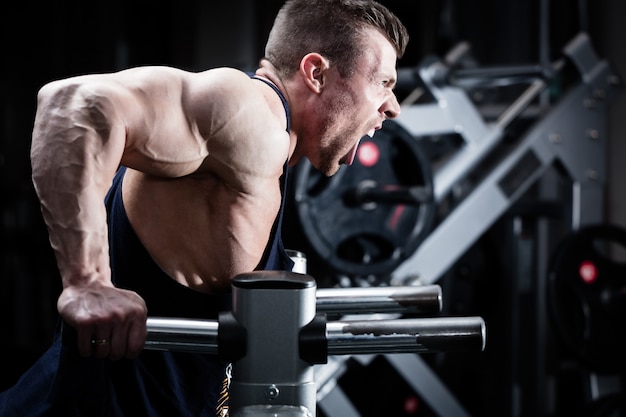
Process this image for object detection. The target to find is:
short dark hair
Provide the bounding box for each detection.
[264,0,409,79]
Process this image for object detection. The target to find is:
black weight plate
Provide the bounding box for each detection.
[547,224,626,373]
[292,120,436,276]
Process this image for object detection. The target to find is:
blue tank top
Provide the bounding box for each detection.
[0,73,294,417]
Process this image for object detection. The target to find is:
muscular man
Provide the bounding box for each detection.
[0,0,408,415]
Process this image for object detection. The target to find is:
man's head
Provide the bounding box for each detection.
[264,0,408,80]
[264,0,408,176]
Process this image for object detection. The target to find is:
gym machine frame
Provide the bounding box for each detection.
[391,32,618,286]
[144,270,486,417]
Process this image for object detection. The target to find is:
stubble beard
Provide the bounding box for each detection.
[316,89,358,177]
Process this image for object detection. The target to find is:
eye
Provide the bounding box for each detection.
[381,79,396,91]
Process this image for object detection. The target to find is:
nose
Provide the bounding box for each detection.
[381,93,401,119]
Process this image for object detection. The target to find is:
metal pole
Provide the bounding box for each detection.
[316,285,442,314]
[326,316,486,355]
[145,315,486,356]
[145,317,219,354]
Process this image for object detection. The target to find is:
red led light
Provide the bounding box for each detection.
[358,141,380,167]
[579,260,598,284]
[403,395,420,415]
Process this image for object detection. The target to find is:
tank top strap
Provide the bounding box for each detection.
[248,72,295,272]
[250,74,291,131]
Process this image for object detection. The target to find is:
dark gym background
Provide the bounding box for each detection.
[1,1,625,416]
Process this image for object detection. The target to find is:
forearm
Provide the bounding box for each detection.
[34,176,113,288]
[31,80,126,288]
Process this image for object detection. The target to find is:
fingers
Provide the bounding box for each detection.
[75,329,91,357]
[108,318,146,360]
[126,319,148,358]
[74,325,112,358]
[88,316,147,360]
[108,327,126,360]
[59,286,148,360]
[77,321,145,360]
[91,331,113,359]
[88,312,147,360]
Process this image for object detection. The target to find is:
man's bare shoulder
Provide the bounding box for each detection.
[186,69,291,186]
[184,67,283,122]
[37,65,288,189]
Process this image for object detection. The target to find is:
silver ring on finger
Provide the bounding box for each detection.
[91,338,110,346]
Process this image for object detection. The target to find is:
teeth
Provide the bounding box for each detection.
[366,129,375,138]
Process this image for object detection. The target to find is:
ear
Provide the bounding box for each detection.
[299,53,330,94]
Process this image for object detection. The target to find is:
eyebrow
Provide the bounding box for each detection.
[360,66,397,89]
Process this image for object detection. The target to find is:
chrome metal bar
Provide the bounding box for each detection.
[316,285,442,314]
[145,315,485,356]
[145,317,219,354]
[326,316,486,355]
[494,59,564,130]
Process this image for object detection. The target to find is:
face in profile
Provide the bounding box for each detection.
[309,28,401,177]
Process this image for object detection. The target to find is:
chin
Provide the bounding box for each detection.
[309,155,333,176]
[315,162,339,177]
[330,158,348,175]
[326,166,340,177]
